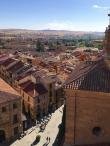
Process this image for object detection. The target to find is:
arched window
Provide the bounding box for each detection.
[92,127,102,136]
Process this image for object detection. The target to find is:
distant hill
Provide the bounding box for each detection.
[0,29,37,34]
[0,29,104,39]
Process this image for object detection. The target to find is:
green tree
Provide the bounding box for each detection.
[36,40,44,52]
[48,41,57,50]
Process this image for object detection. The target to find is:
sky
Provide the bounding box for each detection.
[0,0,110,31]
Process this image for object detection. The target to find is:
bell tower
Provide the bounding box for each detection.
[104,13,110,69]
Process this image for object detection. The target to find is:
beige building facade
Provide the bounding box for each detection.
[0,78,22,144]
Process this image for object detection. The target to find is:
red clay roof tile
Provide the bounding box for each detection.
[64,58,110,93]
[0,78,21,104]
[20,81,47,97]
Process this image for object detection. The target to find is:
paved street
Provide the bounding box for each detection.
[10,105,63,146]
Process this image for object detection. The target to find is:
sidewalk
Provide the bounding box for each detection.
[10,106,63,146]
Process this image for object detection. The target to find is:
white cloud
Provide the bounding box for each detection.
[45,21,75,30]
[26,20,106,32]
[42,21,105,31]
[93,4,109,10]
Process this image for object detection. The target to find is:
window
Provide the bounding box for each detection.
[49,84,52,89]
[13,114,18,124]
[49,90,52,97]
[28,105,30,111]
[37,97,40,103]
[2,106,6,112]
[49,84,52,97]
[92,127,102,136]
[28,96,30,102]
[49,98,52,103]
[22,93,24,97]
[13,103,17,109]
[14,127,18,135]
[56,92,58,97]
[37,105,41,112]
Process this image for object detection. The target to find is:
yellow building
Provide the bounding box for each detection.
[19,80,48,121]
[0,78,22,144]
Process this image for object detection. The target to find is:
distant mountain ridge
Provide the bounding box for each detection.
[0,29,104,39]
[0,28,104,33]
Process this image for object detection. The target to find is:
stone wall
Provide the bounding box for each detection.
[0,99,22,142]
[64,89,110,146]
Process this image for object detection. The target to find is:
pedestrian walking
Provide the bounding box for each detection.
[46,137,48,142]
[49,137,50,143]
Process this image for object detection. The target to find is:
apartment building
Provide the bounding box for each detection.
[19,80,48,121]
[0,78,22,144]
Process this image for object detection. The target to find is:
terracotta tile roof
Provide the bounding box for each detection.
[19,80,32,89]
[7,61,24,73]
[16,64,32,75]
[20,81,47,97]
[64,58,110,93]
[32,70,46,78]
[0,54,8,58]
[24,82,47,97]
[16,69,36,81]
[0,78,21,104]
[0,57,9,65]
[2,58,15,67]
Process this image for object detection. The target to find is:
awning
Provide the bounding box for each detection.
[21,113,27,121]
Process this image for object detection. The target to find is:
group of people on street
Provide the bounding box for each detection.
[46,137,50,143]
[43,137,51,146]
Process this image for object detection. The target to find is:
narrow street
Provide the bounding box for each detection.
[10,106,64,146]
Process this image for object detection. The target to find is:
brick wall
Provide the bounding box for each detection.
[64,89,110,146]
